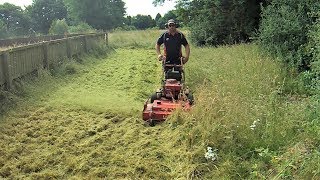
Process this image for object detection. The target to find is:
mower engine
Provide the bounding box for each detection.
[164,79,181,98]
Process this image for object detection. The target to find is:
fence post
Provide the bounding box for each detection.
[43,42,49,69]
[105,33,108,45]
[66,38,71,58]
[2,52,12,90]
[83,35,89,53]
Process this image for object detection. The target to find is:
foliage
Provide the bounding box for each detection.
[49,19,69,35]
[27,0,67,34]
[124,16,132,27]
[0,3,31,37]
[174,0,192,26]
[114,25,137,31]
[154,0,263,44]
[64,0,125,30]
[108,29,161,49]
[0,19,7,38]
[131,14,156,30]
[0,89,19,115]
[155,13,161,22]
[308,17,320,91]
[123,14,157,30]
[189,0,262,46]
[68,22,97,34]
[259,0,320,71]
[156,10,177,29]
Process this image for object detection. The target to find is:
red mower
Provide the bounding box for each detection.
[142,58,193,126]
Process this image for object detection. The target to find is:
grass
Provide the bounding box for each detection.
[108,29,161,49]
[108,28,190,49]
[0,29,319,179]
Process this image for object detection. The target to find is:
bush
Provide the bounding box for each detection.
[89,42,113,57]
[68,22,97,34]
[0,90,18,115]
[49,19,69,35]
[188,0,262,46]
[114,25,136,31]
[308,17,320,91]
[259,0,320,71]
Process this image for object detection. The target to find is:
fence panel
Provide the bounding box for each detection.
[47,39,68,66]
[86,34,105,50]
[0,33,107,88]
[0,33,94,48]
[8,45,44,80]
[69,36,85,56]
[0,55,5,85]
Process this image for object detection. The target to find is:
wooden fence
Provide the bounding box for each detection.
[0,33,96,48]
[0,33,108,90]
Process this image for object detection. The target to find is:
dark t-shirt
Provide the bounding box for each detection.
[157,31,188,64]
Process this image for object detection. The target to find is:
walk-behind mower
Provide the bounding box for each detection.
[142,58,193,126]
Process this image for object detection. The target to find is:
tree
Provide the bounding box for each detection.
[0,19,7,38]
[64,0,125,30]
[49,19,68,35]
[0,3,31,37]
[174,0,197,26]
[27,0,67,34]
[131,14,156,29]
[155,13,162,22]
[125,16,132,26]
[152,0,166,6]
[68,22,96,33]
[154,0,264,46]
[188,0,263,46]
[259,0,320,71]
[157,10,177,29]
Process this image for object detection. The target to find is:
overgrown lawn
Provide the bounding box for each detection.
[0,30,318,179]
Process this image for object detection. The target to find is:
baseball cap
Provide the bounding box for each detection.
[167,19,176,25]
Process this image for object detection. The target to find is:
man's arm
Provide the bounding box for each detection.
[183,44,190,64]
[155,43,163,60]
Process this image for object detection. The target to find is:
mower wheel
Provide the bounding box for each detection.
[187,93,194,105]
[149,119,155,127]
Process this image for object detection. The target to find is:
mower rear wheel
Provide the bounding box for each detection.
[149,119,155,127]
[187,93,194,105]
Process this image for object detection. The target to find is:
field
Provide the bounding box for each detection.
[0,29,319,179]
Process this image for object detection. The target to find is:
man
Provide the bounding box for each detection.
[155,19,190,65]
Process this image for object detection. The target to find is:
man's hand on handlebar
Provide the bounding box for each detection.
[181,56,189,64]
[158,54,165,61]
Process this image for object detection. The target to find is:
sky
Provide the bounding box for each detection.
[0,0,176,18]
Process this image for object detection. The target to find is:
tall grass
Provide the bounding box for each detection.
[0,30,318,179]
[108,29,160,49]
[165,44,318,179]
[109,30,319,178]
[108,28,190,49]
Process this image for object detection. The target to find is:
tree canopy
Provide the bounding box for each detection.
[156,10,177,29]
[0,3,31,37]
[27,0,67,33]
[64,0,126,30]
[131,15,155,30]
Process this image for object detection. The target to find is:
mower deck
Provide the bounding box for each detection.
[142,99,191,126]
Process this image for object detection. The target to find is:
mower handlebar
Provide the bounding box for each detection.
[164,64,183,67]
[161,56,184,68]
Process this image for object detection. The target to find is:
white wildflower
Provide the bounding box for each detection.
[205,146,218,161]
[250,119,260,130]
